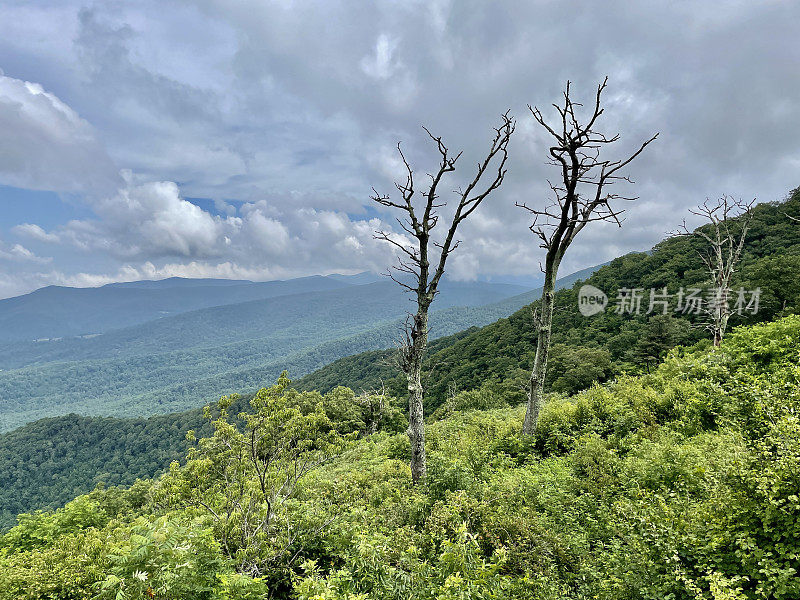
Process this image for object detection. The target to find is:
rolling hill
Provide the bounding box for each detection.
[0,273,378,342]
[295,192,800,407]
[0,278,539,430]
[0,190,796,531]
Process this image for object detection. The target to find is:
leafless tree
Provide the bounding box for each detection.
[359,385,388,435]
[518,78,657,435]
[674,196,754,346]
[372,112,514,482]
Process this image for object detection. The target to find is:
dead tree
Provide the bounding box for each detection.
[675,196,754,346]
[372,113,514,482]
[518,78,657,435]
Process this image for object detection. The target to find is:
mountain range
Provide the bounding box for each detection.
[0,267,606,431]
[0,190,798,529]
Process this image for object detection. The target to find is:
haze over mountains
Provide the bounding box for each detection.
[2,190,798,529]
[0,267,603,431]
[0,274,375,342]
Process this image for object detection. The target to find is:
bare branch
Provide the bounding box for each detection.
[678,195,754,346]
[520,78,656,436]
[371,112,515,482]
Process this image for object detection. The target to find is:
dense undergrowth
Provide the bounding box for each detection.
[1,315,798,599]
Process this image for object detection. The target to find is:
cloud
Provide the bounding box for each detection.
[91,178,227,258]
[0,240,50,264]
[0,0,799,298]
[0,73,120,194]
[13,223,60,243]
[25,180,401,277]
[360,34,399,80]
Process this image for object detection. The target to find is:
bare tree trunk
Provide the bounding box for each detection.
[406,310,428,482]
[522,260,558,434]
[674,196,753,347]
[372,114,514,482]
[517,78,657,436]
[711,284,730,347]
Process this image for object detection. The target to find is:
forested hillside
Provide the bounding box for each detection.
[1,194,796,529]
[3,2,796,598]
[0,410,214,529]
[0,274,591,522]
[2,316,798,599]
[0,279,537,431]
[0,280,527,369]
[296,191,800,408]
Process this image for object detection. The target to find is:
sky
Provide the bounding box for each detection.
[0,0,799,299]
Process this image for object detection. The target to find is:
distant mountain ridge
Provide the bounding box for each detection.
[0,277,535,431]
[0,265,605,524]
[0,273,382,342]
[0,189,797,543]
[104,277,255,288]
[0,279,528,370]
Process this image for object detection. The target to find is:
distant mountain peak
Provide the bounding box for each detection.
[104,277,254,289]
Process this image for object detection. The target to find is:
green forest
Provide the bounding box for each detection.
[0,280,552,432]
[3,2,799,597]
[297,192,800,404]
[2,315,798,599]
[3,193,796,531]
[0,191,798,598]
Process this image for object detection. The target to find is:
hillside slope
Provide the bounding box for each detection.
[2,316,798,598]
[0,270,604,521]
[0,280,532,430]
[0,279,527,369]
[296,191,800,406]
[0,274,367,342]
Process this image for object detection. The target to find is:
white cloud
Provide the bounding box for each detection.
[1,1,799,298]
[13,223,60,243]
[0,73,120,194]
[0,240,50,264]
[21,179,402,284]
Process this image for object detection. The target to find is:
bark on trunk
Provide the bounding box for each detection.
[522,263,558,435]
[407,356,426,483]
[713,307,730,347]
[406,310,428,483]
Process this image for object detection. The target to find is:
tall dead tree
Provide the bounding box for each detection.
[518,78,657,435]
[372,113,514,482]
[675,196,754,346]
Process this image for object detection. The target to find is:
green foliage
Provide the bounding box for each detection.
[738,251,800,321]
[0,385,405,528]
[1,317,799,598]
[626,313,692,370]
[0,282,532,431]
[0,409,217,530]
[0,493,266,599]
[95,516,232,600]
[547,343,615,394]
[297,192,800,410]
[286,385,407,436]
[4,191,796,532]
[154,373,354,582]
[1,190,799,598]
